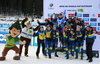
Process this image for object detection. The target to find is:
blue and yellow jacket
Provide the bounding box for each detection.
[69,32,76,42]
[76,30,84,41]
[63,31,69,39]
[63,31,70,42]
[52,21,58,26]
[85,27,94,42]
[72,21,85,31]
[51,30,59,40]
[45,30,52,41]
[33,30,45,42]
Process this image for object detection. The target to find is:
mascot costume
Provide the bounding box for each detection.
[0,20,26,61]
[19,17,40,57]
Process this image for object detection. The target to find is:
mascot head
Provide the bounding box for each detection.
[25,17,33,29]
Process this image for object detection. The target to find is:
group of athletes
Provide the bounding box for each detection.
[34,11,96,62]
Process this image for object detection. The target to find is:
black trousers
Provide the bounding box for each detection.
[86,42,94,60]
[36,41,45,56]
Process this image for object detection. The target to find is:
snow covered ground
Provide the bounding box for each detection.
[0,43,100,64]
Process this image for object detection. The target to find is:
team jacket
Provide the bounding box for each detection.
[63,31,70,41]
[76,30,84,42]
[45,30,52,41]
[69,32,76,43]
[52,21,58,26]
[85,27,94,43]
[51,30,59,41]
[72,21,85,31]
[33,30,45,42]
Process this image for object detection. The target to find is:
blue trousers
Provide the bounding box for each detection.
[65,42,69,57]
[52,39,58,54]
[69,43,75,56]
[63,38,68,50]
[76,41,83,55]
[45,41,53,55]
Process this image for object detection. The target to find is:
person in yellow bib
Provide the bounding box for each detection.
[44,25,52,59]
[34,26,45,59]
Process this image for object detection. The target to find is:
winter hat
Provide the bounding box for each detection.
[45,18,49,21]
[75,18,79,21]
[9,20,21,31]
[65,26,68,29]
[87,24,91,27]
[77,25,80,28]
[69,15,72,19]
[47,25,50,27]
[53,25,57,28]
[74,16,78,18]
[70,28,74,32]
[59,13,62,16]
[40,26,44,28]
